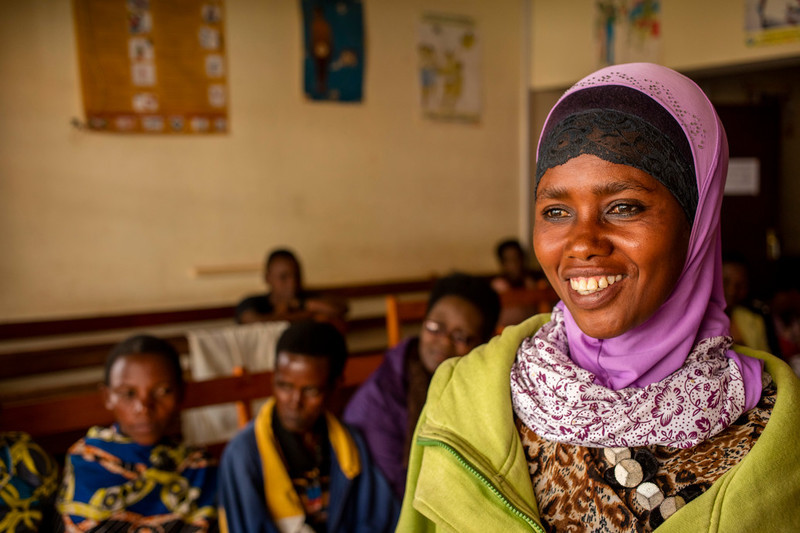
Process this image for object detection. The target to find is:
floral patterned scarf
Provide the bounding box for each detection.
[510,307,749,448]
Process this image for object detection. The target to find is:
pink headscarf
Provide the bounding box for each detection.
[536,63,763,410]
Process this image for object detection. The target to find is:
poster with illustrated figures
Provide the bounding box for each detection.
[73,0,229,134]
[418,13,482,122]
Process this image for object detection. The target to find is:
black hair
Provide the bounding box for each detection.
[104,334,184,392]
[496,239,525,261]
[275,320,348,385]
[265,248,300,272]
[427,273,501,341]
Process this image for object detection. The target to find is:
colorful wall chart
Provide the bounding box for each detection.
[73,0,229,134]
[301,0,365,102]
[418,13,482,122]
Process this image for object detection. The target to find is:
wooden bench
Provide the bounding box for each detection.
[0,276,439,403]
[0,351,384,459]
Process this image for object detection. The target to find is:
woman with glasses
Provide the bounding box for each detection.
[343,273,500,498]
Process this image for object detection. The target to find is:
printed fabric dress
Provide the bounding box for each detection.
[0,432,59,533]
[57,425,218,532]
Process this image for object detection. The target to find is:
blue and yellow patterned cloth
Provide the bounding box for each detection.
[57,425,218,532]
[0,432,59,532]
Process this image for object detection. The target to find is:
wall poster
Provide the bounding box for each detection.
[301,0,365,102]
[595,0,661,67]
[72,0,229,134]
[745,0,800,46]
[417,13,482,123]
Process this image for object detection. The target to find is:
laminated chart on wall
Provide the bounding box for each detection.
[418,13,482,123]
[72,0,229,134]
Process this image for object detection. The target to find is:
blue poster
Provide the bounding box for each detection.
[301,0,364,102]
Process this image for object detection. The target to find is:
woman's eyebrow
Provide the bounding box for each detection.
[593,178,656,195]
[538,177,656,201]
[536,185,568,200]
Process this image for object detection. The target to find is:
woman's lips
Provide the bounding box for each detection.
[569,274,623,295]
[565,274,625,309]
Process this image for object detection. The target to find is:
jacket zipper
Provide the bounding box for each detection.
[418,438,545,533]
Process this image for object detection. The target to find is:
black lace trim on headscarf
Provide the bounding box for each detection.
[535,86,698,224]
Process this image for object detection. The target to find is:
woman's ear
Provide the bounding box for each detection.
[100,383,114,411]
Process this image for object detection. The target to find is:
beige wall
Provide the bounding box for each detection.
[530,0,800,90]
[0,0,526,321]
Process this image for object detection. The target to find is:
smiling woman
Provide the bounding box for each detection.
[396,63,800,533]
[534,154,690,341]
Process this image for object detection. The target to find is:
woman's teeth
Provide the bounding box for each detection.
[570,275,623,295]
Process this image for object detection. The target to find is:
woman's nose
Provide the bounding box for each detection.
[566,216,612,260]
[134,396,155,414]
[288,389,303,408]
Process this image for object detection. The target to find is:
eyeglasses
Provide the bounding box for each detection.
[422,319,478,348]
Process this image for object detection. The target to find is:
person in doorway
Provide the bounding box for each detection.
[721,251,777,354]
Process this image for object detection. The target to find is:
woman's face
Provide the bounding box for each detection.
[419,295,484,374]
[266,257,301,301]
[534,154,691,339]
[103,352,181,446]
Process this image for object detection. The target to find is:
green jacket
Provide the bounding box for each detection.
[397,314,800,532]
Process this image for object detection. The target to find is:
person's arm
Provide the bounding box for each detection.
[343,378,407,499]
[305,295,349,319]
[218,429,278,533]
[57,447,115,532]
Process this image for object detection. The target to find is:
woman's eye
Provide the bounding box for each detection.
[542,207,569,219]
[116,389,137,400]
[303,387,323,398]
[608,203,642,216]
[153,386,174,399]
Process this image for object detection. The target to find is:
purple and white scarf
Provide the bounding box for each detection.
[510,307,748,449]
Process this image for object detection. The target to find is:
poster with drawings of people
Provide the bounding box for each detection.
[301,0,364,102]
[418,13,481,122]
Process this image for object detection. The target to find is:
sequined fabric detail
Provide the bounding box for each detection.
[571,71,706,151]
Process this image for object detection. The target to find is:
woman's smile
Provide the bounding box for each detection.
[569,274,623,295]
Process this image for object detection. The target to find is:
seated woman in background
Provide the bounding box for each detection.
[235,248,348,325]
[343,273,500,498]
[397,63,799,532]
[0,431,59,532]
[490,238,540,294]
[57,335,218,532]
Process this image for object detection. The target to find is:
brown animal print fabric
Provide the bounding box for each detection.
[515,381,775,532]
